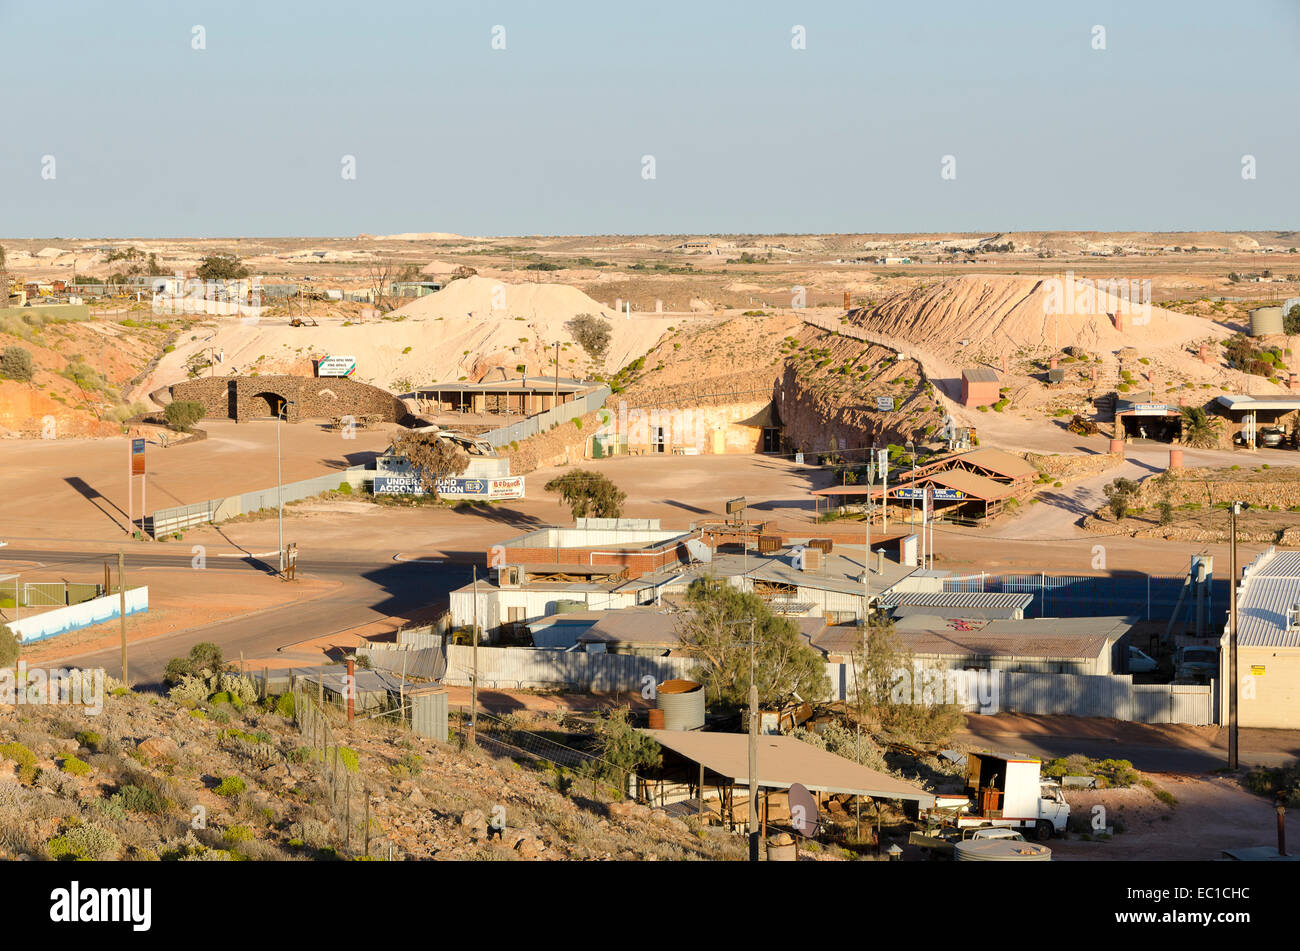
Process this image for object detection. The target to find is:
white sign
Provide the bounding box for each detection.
[875,396,895,412]
[317,355,357,378]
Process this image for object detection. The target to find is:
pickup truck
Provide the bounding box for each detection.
[1174,645,1219,682]
[919,751,1070,841]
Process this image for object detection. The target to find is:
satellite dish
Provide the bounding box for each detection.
[788,783,820,838]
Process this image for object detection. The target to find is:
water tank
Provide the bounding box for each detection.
[1250,306,1284,337]
[954,839,1052,861]
[656,679,705,730]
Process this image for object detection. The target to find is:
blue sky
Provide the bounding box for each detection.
[1,0,1297,237]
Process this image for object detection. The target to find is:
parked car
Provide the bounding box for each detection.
[1234,427,1287,447]
[1127,646,1158,674]
[1175,646,1219,682]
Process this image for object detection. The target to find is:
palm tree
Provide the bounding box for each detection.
[1180,406,1221,449]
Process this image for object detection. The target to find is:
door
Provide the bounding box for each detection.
[651,426,666,453]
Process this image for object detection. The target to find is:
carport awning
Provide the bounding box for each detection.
[642,729,936,806]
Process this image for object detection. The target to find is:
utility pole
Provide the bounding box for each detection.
[747,616,759,862]
[1228,500,1242,769]
[553,342,560,408]
[470,565,479,746]
[277,402,284,574]
[117,551,127,684]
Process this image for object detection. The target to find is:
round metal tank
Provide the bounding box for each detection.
[766,833,797,861]
[954,839,1052,861]
[656,679,705,731]
[552,599,584,614]
[1250,306,1284,336]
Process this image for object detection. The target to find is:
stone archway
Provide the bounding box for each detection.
[250,391,287,418]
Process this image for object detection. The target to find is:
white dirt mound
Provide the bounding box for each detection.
[391,275,614,322]
[853,275,1229,363]
[139,278,680,398]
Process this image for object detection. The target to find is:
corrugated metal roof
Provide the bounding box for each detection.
[962,367,1000,383]
[889,591,1034,610]
[1234,550,1300,648]
[953,448,1037,480]
[641,730,935,804]
[924,469,1014,501]
[894,614,1130,659]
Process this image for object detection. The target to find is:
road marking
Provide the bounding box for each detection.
[392,553,444,564]
[216,551,280,558]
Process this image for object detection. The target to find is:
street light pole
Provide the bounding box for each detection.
[276,400,295,575]
[747,616,759,862]
[277,404,284,574]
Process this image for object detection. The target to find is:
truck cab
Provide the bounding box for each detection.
[933,751,1070,840]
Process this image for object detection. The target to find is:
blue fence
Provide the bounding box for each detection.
[943,572,1228,625]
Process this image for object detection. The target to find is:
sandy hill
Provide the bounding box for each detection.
[139,279,683,399]
[849,275,1229,366]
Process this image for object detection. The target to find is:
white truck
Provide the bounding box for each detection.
[920,751,1069,843]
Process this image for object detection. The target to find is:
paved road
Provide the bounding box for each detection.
[3,546,472,690]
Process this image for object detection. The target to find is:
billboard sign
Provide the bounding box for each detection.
[897,486,965,501]
[373,475,525,500]
[130,437,146,475]
[316,355,357,378]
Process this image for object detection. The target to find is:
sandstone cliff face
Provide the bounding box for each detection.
[775,326,944,459]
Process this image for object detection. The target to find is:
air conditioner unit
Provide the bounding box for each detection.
[1288,603,1300,632]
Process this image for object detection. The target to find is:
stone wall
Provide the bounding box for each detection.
[169,375,412,424]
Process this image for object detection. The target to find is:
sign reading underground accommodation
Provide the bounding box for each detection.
[373,474,525,500]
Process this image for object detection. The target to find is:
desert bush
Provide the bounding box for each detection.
[163,642,225,686]
[214,775,246,797]
[0,624,19,667]
[112,783,170,814]
[47,823,120,861]
[0,346,34,382]
[1244,764,1300,807]
[566,313,611,361]
[216,673,259,704]
[168,674,209,706]
[164,400,205,432]
[0,741,39,785]
[59,756,92,777]
[75,730,103,752]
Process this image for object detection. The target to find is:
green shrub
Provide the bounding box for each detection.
[75,730,103,752]
[338,747,359,773]
[0,346,34,382]
[208,690,244,710]
[337,481,353,495]
[47,824,119,861]
[223,825,254,843]
[272,692,295,718]
[112,783,169,814]
[60,756,92,777]
[214,775,246,797]
[164,400,205,432]
[0,741,39,784]
[0,624,18,667]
